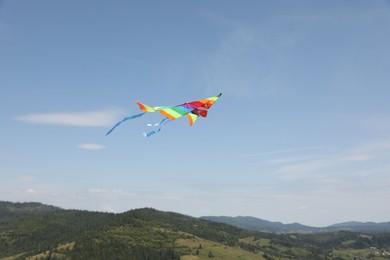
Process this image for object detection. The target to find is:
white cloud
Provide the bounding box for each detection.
[25,188,37,194]
[78,143,106,150]
[88,188,107,193]
[87,188,136,198]
[16,108,122,127]
[100,205,117,213]
[155,193,183,201]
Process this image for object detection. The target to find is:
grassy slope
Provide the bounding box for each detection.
[177,237,265,260]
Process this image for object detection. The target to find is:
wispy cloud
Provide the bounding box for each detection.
[337,154,373,162]
[238,146,330,158]
[17,176,36,182]
[239,140,390,193]
[153,193,183,201]
[87,188,136,198]
[272,159,328,179]
[252,140,390,202]
[16,108,122,127]
[341,113,390,133]
[88,188,107,193]
[78,143,106,150]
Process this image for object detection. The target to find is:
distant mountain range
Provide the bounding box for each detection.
[201,216,390,233]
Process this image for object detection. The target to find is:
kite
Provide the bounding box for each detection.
[106,93,222,137]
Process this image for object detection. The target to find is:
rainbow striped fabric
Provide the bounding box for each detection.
[106,93,222,137]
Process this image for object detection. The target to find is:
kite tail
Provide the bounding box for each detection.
[147,118,169,127]
[105,112,145,136]
[143,119,171,138]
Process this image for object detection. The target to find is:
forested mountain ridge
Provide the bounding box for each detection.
[0,201,62,220]
[201,216,390,234]
[1,201,390,259]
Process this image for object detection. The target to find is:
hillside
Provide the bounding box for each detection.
[1,201,390,259]
[201,216,390,234]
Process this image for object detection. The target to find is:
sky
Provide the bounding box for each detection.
[1,0,390,227]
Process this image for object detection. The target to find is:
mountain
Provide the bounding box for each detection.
[200,216,315,233]
[1,201,390,260]
[327,221,390,233]
[0,201,257,259]
[201,216,390,234]
[0,201,61,217]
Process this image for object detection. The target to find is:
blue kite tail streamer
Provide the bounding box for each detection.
[147,118,169,127]
[105,112,145,136]
[143,119,171,137]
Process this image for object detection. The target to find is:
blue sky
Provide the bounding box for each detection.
[1,0,390,227]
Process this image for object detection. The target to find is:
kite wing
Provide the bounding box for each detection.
[137,92,222,125]
[106,93,222,137]
[186,113,199,126]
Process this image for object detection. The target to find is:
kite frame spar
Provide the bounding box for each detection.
[106,93,222,137]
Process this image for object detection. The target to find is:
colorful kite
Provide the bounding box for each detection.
[106,93,222,137]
